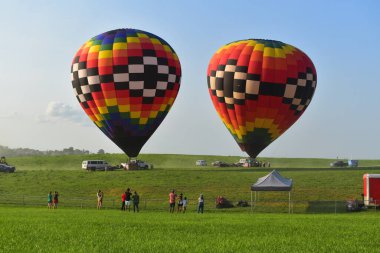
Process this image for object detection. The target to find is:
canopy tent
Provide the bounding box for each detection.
[250,170,293,213]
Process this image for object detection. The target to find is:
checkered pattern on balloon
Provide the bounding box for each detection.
[207,39,317,158]
[71,29,181,157]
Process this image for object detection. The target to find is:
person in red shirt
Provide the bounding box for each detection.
[169,190,177,213]
[121,191,127,211]
[53,191,59,209]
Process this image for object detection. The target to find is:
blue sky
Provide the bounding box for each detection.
[0,0,379,158]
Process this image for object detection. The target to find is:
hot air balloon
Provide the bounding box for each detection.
[207,39,317,158]
[71,29,181,158]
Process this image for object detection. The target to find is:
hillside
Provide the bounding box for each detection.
[5,153,380,170]
[1,154,380,213]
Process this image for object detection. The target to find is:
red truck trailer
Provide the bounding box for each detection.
[363,174,380,206]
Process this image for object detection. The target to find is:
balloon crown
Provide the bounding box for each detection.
[226,39,287,48]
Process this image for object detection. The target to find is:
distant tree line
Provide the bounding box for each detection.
[0,145,92,157]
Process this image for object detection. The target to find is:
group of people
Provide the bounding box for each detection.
[169,190,188,213]
[47,189,206,213]
[47,191,59,209]
[169,190,204,213]
[121,188,140,212]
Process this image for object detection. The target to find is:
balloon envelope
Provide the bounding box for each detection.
[71,29,181,157]
[207,39,317,158]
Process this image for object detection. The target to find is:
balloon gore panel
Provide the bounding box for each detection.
[71,29,181,157]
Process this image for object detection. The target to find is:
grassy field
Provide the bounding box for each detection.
[1,154,380,213]
[5,153,380,170]
[1,154,380,252]
[0,207,379,253]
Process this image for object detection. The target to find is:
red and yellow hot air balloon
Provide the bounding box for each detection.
[71,29,181,158]
[207,39,317,158]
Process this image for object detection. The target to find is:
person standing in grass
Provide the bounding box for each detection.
[169,189,176,213]
[53,191,59,209]
[97,190,103,210]
[182,196,188,213]
[132,191,140,212]
[197,194,204,214]
[125,188,132,211]
[121,191,126,211]
[47,191,53,209]
[177,193,183,212]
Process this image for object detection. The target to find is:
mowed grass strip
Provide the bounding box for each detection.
[0,207,378,253]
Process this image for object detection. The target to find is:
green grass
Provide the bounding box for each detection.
[6,153,380,171]
[1,154,380,252]
[1,154,379,213]
[0,207,379,253]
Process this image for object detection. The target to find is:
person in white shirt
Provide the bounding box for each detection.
[182,196,188,213]
[197,194,204,213]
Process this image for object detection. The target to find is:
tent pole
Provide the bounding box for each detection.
[250,191,253,212]
[255,191,257,211]
[288,191,291,214]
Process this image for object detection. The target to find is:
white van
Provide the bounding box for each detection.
[82,160,109,171]
[196,160,207,166]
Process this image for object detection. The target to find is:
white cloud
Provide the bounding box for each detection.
[37,101,91,126]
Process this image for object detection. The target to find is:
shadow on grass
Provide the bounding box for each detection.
[305,201,347,213]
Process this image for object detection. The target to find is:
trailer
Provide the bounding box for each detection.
[363,174,380,206]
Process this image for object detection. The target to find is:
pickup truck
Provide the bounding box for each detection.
[121,160,151,170]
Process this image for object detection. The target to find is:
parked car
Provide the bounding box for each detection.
[236,158,259,167]
[121,159,151,170]
[82,160,112,171]
[211,161,229,167]
[0,164,16,173]
[330,160,348,167]
[348,160,359,167]
[196,160,207,166]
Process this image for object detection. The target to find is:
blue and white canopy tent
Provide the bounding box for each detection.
[251,170,293,213]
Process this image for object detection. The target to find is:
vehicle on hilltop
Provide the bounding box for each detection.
[0,156,15,173]
[195,160,207,166]
[330,160,348,167]
[236,158,260,167]
[211,161,230,167]
[82,160,115,171]
[0,163,15,173]
[121,159,151,170]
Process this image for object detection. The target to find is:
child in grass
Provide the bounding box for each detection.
[121,191,126,211]
[47,192,53,209]
[97,190,103,209]
[177,193,183,212]
[53,191,59,209]
[182,196,188,213]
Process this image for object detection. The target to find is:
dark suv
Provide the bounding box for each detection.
[330,160,348,167]
[0,164,16,173]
